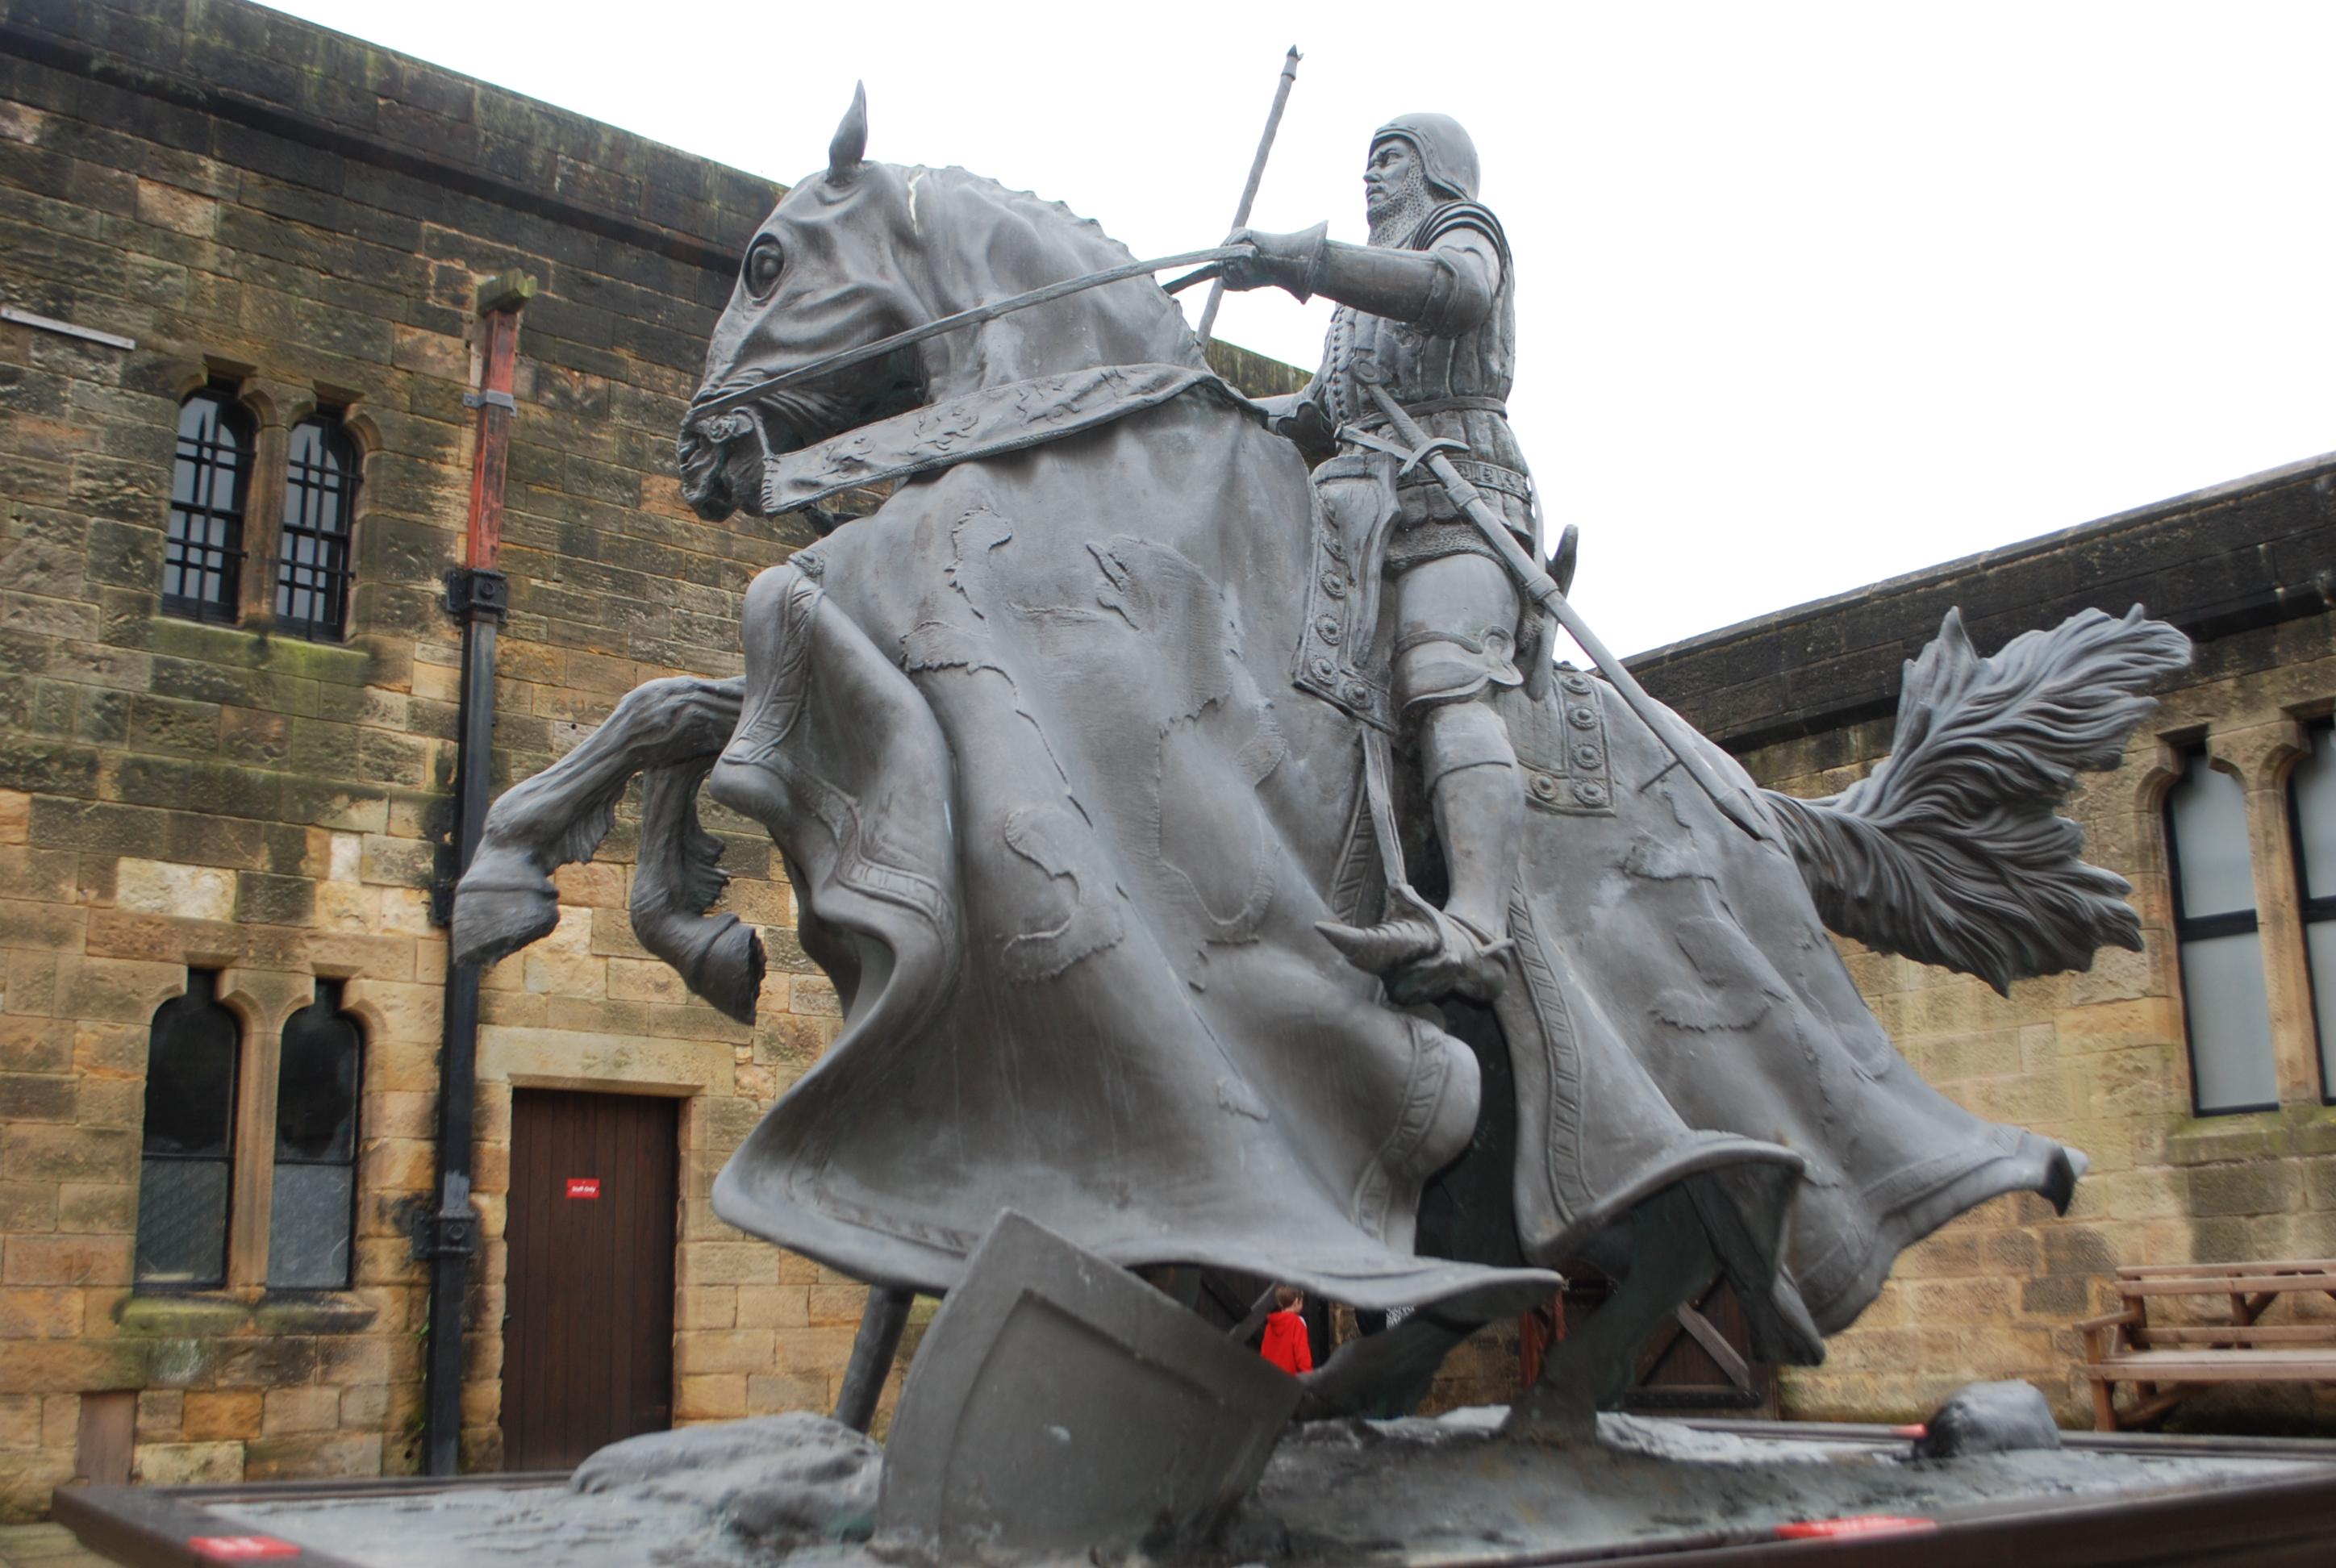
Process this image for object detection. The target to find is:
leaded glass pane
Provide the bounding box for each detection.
[163,387,248,622]
[135,1157,230,1288]
[2312,921,2336,1099]
[276,990,361,1163]
[2295,726,2336,899]
[273,417,357,640]
[2168,754,2255,918]
[2180,930,2279,1113]
[267,1163,353,1290]
[142,978,237,1159]
[269,982,360,1291]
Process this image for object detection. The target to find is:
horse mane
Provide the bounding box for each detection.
[898,164,1208,372]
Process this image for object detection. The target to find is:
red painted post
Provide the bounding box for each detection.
[464,285,530,571]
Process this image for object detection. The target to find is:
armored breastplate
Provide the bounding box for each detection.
[1312,202,1532,537]
[1316,202,1518,431]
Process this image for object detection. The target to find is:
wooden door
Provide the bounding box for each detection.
[503,1090,680,1470]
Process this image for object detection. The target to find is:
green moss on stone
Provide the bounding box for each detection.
[116,1293,250,1337]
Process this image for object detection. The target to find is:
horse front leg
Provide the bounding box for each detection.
[629,751,766,1024]
[1502,1185,1717,1445]
[452,675,745,970]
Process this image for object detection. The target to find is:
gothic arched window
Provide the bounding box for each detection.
[2164,749,2277,1115]
[273,415,360,640]
[162,386,252,623]
[2289,721,2336,1101]
[267,980,363,1289]
[135,971,240,1289]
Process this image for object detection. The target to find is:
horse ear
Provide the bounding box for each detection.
[827,82,867,186]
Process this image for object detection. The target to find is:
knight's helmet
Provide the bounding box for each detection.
[1370,114,1480,202]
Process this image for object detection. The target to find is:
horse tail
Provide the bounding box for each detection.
[1764,605,2192,995]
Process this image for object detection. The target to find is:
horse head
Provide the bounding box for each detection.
[679,88,1204,522]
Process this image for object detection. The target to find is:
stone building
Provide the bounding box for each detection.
[0,0,1307,1522]
[1634,452,2336,1431]
[4,0,2334,1541]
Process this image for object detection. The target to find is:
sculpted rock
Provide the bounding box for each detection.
[1912,1380,2066,1461]
[569,1412,880,1546]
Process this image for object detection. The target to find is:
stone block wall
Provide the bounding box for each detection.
[0,0,1307,1519]
[0,0,849,1518]
[1637,459,2336,1432]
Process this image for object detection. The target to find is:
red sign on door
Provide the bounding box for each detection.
[566,1178,601,1199]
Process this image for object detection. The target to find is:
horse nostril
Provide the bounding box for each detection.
[678,419,741,522]
[682,468,736,523]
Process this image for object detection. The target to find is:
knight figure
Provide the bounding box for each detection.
[1224,113,1547,1004]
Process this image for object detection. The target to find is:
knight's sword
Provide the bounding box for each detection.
[1194,46,1302,352]
[1350,380,1781,847]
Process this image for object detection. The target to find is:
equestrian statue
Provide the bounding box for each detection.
[451,88,2191,1441]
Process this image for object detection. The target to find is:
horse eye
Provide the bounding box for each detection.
[745,237,784,298]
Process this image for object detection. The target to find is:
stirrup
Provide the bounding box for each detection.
[1317,886,1512,1003]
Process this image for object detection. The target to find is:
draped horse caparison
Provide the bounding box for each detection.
[451,96,2192,1410]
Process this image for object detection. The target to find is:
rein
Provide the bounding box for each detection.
[687,244,1251,423]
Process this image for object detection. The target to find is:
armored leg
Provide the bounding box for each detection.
[1415,688,1525,944]
[1320,553,1526,1002]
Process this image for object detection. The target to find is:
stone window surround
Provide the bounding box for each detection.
[2143,704,2336,1131]
[160,362,376,643]
[121,960,393,1314]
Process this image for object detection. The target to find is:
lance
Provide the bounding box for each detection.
[1194,45,1301,352]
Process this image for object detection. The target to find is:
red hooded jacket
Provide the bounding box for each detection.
[1259,1308,1313,1374]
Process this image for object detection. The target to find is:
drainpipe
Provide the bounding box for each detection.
[421,272,536,1477]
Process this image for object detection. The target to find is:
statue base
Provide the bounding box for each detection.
[53,1411,2336,1566]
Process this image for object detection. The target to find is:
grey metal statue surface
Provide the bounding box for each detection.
[1224,113,1537,1004]
[452,91,2191,1445]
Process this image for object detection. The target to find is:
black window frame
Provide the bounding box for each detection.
[2163,746,2280,1116]
[272,414,361,641]
[162,384,253,625]
[2288,719,2336,1105]
[134,970,242,1292]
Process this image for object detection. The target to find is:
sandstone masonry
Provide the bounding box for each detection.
[0,0,1300,1520]
[1635,453,2336,1431]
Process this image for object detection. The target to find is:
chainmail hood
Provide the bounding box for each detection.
[1371,114,1480,202]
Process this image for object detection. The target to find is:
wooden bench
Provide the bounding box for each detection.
[2076,1258,2336,1432]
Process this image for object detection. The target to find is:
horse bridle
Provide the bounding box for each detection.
[685,244,1254,426]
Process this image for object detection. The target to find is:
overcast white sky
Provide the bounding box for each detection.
[267,1,2336,659]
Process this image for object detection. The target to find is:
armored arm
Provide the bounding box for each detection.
[1224,221,1502,338]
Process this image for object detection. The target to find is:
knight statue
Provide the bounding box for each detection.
[1222,114,1544,1003]
[453,85,2196,1548]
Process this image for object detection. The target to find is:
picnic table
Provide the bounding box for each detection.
[2077,1258,2336,1432]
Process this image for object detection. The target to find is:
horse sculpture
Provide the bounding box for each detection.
[452,91,2192,1426]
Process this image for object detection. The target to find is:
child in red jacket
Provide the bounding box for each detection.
[1259,1285,1313,1374]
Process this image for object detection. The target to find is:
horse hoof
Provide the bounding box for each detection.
[688,916,767,1026]
[450,851,560,967]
